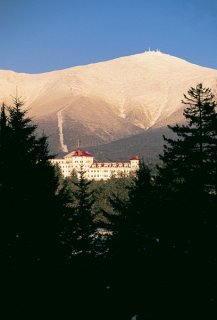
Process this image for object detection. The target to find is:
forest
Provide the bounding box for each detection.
[0,84,217,319]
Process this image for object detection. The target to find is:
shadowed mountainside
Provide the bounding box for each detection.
[0,51,216,155]
[86,126,175,162]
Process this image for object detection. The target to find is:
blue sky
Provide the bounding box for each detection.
[0,0,217,73]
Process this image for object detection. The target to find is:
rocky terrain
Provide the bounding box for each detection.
[0,50,216,159]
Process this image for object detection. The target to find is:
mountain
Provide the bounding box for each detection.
[86,126,173,163]
[0,51,217,157]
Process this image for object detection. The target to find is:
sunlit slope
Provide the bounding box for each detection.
[0,51,216,153]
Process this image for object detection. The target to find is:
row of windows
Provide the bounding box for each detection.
[89,175,109,178]
[52,160,65,164]
[60,168,130,172]
[90,168,131,172]
[90,169,109,173]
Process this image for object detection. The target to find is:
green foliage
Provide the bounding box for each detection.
[0,98,62,266]
[1,85,217,318]
[58,169,79,207]
[157,84,217,283]
[90,173,134,225]
[58,171,134,260]
[59,166,96,257]
[107,159,158,260]
[158,83,217,194]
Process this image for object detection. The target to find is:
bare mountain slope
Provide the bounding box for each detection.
[0,51,216,154]
[87,126,174,163]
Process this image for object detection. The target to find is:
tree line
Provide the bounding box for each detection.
[0,84,217,319]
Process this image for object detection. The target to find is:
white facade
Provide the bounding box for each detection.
[51,148,139,180]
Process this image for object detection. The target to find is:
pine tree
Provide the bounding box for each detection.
[72,167,96,255]
[104,161,160,318]
[0,98,61,267]
[60,166,96,258]
[109,160,157,260]
[57,169,79,261]
[158,83,217,194]
[0,103,10,192]
[58,169,79,209]
[0,104,14,258]
[157,83,217,288]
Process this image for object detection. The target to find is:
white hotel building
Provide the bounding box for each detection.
[51,147,139,180]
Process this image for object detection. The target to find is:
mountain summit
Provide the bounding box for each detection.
[0,51,217,154]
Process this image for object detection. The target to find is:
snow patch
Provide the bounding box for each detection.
[57,105,69,153]
[119,98,126,118]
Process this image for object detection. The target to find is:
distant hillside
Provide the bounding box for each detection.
[86,126,175,162]
[0,50,216,155]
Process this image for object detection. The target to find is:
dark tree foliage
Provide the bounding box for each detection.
[58,169,79,208]
[158,83,217,194]
[108,160,158,261]
[97,161,164,320]
[2,84,217,318]
[59,166,96,259]
[92,173,134,226]
[89,179,110,225]
[71,167,95,255]
[156,84,217,318]
[0,98,61,267]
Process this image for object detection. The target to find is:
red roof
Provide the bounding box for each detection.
[130,156,139,160]
[65,148,93,158]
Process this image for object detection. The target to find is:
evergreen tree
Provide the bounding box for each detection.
[103,161,161,320]
[95,173,134,226]
[0,103,13,258]
[72,166,96,255]
[60,166,96,258]
[158,83,217,194]
[0,103,10,194]
[57,170,79,261]
[57,169,79,209]
[156,84,217,314]
[0,98,61,267]
[109,160,157,260]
